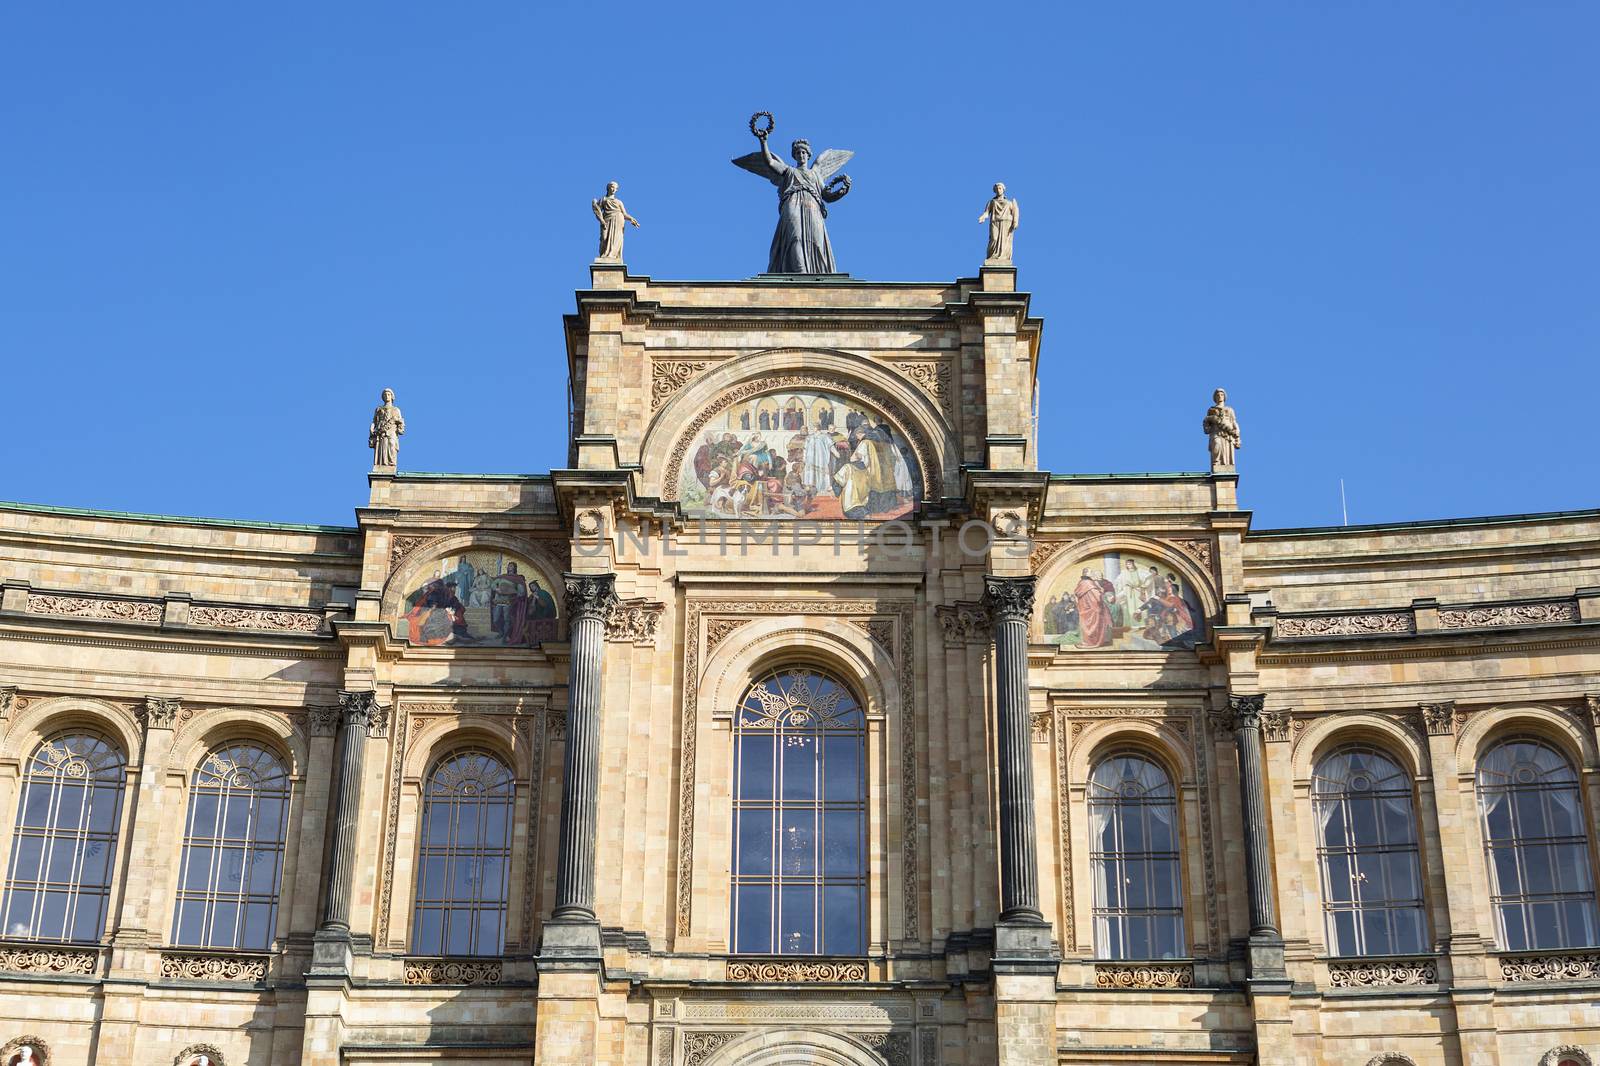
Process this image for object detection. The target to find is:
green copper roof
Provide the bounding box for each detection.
[0,499,358,535]
[1254,507,1600,537]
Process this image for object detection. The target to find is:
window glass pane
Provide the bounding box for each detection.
[1089,754,1185,960]
[822,885,863,955]
[36,891,67,940]
[781,738,818,802]
[413,909,442,955]
[208,901,240,946]
[779,810,816,877]
[822,810,862,877]
[241,902,274,950]
[736,810,773,877]
[10,837,42,883]
[1329,909,1358,956]
[173,899,206,945]
[738,736,774,801]
[1498,903,1528,951]
[410,748,514,956]
[734,884,772,954]
[823,736,860,802]
[70,897,104,943]
[779,884,815,954]
[445,910,473,955]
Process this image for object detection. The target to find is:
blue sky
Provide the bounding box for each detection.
[2,3,1595,528]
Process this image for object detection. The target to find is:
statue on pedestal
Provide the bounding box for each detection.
[979,182,1019,263]
[732,112,853,274]
[1203,388,1241,470]
[591,181,640,262]
[369,388,405,469]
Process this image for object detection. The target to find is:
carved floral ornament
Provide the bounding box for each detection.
[0,1037,48,1066]
[172,1045,225,1066]
[1540,1047,1594,1066]
[1364,1056,1418,1066]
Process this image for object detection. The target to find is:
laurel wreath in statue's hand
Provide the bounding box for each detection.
[750,111,774,140]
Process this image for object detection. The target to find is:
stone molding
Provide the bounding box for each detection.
[20,589,327,636]
[725,959,868,982]
[173,1044,226,1066]
[158,951,268,982]
[402,958,504,985]
[1328,956,1438,988]
[651,359,713,412]
[1499,950,1600,983]
[25,593,161,625]
[1093,961,1194,988]
[389,534,431,568]
[935,602,990,646]
[0,943,97,977]
[606,599,664,644]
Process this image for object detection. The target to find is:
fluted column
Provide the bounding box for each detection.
[552,572,617,921]
[1228,693,1279,938]
[983,575,1042,924]
[321,690,375,931]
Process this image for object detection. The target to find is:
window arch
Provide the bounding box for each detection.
[0,732,126,943]
[1088,751,1185,959]
[731,667,867,956]
[411,748,514,956]
[1312,746,1427,956]
[1476,737,1600,950]
[170,742,291,950]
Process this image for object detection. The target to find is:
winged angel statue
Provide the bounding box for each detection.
[732,112,853,274]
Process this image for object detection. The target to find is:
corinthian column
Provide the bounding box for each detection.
[1228,693,1279,938]
[321,690,376,932]
[983,575,1043,925]
[551,572,617,928]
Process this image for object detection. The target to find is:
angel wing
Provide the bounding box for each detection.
[731,151,777,178]
[813,149,853,182]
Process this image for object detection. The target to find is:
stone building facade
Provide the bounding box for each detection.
[0,260,1596,1066]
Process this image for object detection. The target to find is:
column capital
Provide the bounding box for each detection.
[981,574,1036,624]
[1227,692,1265,732]
[1420,700,1458,736]
[138,696,182,731]
[338,690,387,738]
[563,572,619,624]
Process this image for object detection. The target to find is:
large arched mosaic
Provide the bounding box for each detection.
[674,385,921,520]
[1041,548,1206,651]
[392,548,558,647]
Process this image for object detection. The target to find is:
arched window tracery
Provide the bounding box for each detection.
[731,667,867,956]
[1476,737,1600,950]
[1312,746,1428,956]
[171,742,291,950]
[410,748,514,956]
[1088,752,1185,959]
[0,733,126,943]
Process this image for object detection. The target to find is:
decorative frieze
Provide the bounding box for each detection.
[1275,610,1415,639]
[893,359,952,413]
[189,605,324,634]
[725,959,868,982]
[403,958,503,985]
[1093,961,1194,988]
[651,359,712,412]
[0,943,97,976]
[1499,950,1600,983]
[158,951,268,982]
[936,602,990,646]
[1439,600,1579,629]
[1328,956,1437,988]
[606,599,664,644]
[26,593,161,624]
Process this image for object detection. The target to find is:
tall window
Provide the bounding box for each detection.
[1089,753,1185,959]
[1312,746,1427,955]
[731,668,867,955]
[1477,738,1600,950]
[171,743,291,950]
[411,748,514,956]
[1,732,127,943]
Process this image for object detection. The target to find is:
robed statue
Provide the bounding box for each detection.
[732,112,853,274]
[1203,388,1241,470]
[591,181,640,262]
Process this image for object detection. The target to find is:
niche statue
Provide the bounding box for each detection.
[732,112,853,274]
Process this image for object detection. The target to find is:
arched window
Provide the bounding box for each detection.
[1089,752,1184,959]
[1477,738,1600,950]
[171,743,291,950]
[1312,746,1427,956]
[731,668,867,956]
[0,733,126,943]
[411,748,514,956]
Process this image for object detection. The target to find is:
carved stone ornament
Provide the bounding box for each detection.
[140,696,182,731]
[0,944,96,976]
[1028,539,1071,574]
[1275,611,1415,638]
[704,616,752,652]
[158,952,267,982]
[574,509,606,538]
[1364,1056,1418,1066]
[307,706,340,737]
[1093,962,1194,989]
[403,958,503,985]
[1328,957,1437,988]
[27,593,161,624]
[0,1037,49,1066]
[189,605,323,634]
[0,688,14,721]
[1260,709,1292,742]
[1171,538,1215,571]
[893,360,952,413]
[339,690,387,738]
[1540,1047,1594,1066]
[936,602,991,646]
[1215,692,1264,734]
[651,359,712,412]
[1420,701,1457,736]
[857,1031,912,1066]
[684,1033,734,1066]
[847,616,896,653]
[1439,600,1579,629]
[173,1044,226,1066]
[545,708,568,741]
[1030,711,1052,742]
[1499,951,1600,982]
[980,575,1035,624]
[389,534,432,569]
[606,599,664,644]
[725,959,867,982]
[1588,694,1600,730]
[564,572,619,623]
